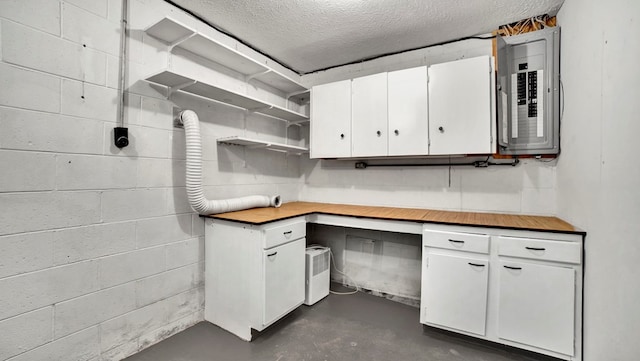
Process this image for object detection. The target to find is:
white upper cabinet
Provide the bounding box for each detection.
[309,55,495,158]
[428,55,494,155]
[388,66,429,156]
[310,80,352,158]
[351,73,389,157]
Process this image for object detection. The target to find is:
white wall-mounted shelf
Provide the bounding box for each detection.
[146,70,309,123]
[217,136,309,155]
[145,17,307,95]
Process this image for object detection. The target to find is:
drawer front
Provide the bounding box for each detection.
[263,220,306,249]
[423,229,490,254]
[497,236,581,264]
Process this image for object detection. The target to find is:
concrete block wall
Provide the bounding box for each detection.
[0,0,302,360]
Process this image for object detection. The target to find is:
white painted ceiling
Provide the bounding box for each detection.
[169,0,564,74]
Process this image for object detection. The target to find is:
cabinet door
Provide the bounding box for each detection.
[352,73,388,157]
[422,251,489,335]
[428,56,493,155]
[498,261,575,356]
[310,80,351,158]
[263,238,305,326]
[388,66,429,156]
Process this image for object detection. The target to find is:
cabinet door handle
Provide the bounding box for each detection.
[376,130,382,136]
[438,126,444,133]
[283,230,293,235]
[267,252,278,257]
[503,265,522,270]
[448,239,465,244]
[525,246,546,251]
[468,262,485,267]
[394,129,399,135]
[340,133,345,139]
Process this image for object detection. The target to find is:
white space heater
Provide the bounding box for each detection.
[304,247,330,305]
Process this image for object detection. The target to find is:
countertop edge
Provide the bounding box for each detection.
[203,202,586,236]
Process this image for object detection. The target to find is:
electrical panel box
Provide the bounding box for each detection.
[497,27,560,155]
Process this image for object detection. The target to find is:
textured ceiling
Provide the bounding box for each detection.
[169,0,564,74]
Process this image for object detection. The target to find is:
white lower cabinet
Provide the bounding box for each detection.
[263,239,305,326]
[421,230,490,335]
[421,226,583,361]
[422,252,489,335]
[205,217,306,340]
[498,261,575,355]
[496,235,580,357]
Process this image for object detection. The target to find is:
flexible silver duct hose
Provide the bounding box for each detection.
[180,110,282,215]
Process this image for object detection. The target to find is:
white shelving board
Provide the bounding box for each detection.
[217,136,309,155]
[145,17,308,95]
[146,70,309,123]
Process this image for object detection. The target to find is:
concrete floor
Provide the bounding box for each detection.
[125,289,556,361]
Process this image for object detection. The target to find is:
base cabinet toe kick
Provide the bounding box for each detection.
[420,225,583,361]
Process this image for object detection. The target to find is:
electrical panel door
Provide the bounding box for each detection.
[497,27,560,155]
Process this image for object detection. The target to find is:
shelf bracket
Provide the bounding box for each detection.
[168,32,197,52]
[167,79,197,97]
[285,89,310,110]
[286,89,309,99]
[245,69,271,82]
[247,105,273,114]
[286,119,309,128]
[248,143,270,150]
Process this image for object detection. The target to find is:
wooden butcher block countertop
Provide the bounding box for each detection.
[208,201,584,235]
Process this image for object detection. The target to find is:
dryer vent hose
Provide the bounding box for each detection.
[180,109,282,215]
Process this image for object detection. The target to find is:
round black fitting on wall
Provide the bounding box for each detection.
[114,127,129,148]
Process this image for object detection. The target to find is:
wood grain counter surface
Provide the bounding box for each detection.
[208,202,584,235]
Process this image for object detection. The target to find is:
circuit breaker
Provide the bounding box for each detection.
[497,27,560,155]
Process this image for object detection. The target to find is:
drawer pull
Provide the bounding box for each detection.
[448,239,465,244]
[267,252,278,257]
[525,246,546,251]
[503,265,522,270]
[468,262,485,267]
[283,231,293,235]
